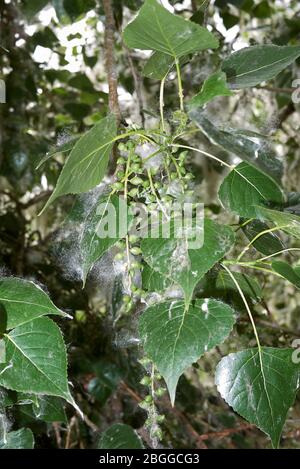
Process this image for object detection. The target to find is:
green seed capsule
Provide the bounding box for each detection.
[129,235,139,243]
[116,240,125,249]
[155,387,166,397]
[157,415,165,423]
[151,428,163,439]
[130,176,143,185]
[130,246,142,255]
[140,376,151,386]
[128,188,139,197]
[150,167,158,175]
[125,301,133,312]
[118,144,127,153]
[131,163,141,172]
[142,180,150,188]
[139,357,151,366]
[115,252,124,261]
[112,182,124,191]
[117,170,125,179]
[123,295,131,304]
[147,195,156,203]
[170,173,177,180]
[132,155,141,162]
[144,395,153,404]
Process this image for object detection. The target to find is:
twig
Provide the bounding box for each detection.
[52,423,62,448]
[198,423,255,441]
[255,85,295,93]
[65,415,77,449]
[278,102,295,128]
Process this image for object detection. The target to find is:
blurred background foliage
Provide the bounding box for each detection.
[1,0,300,449]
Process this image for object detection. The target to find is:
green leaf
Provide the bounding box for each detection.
[219,162,284,218]
[143,52,175,80]
[141,218,235,305]
[189,110,283,182]
[68,73,95,93]
[142,264,172,292]
[214,270,262,302]
[21,0,48,19]
[63,0,95,20]
[222,44,300,89]
[139,299,236,404]
[19,395,67,423]
[189,71,233,108]
[190,0,210,25]
[0,277,69,330]
[271,261,300,289]
[0,428,34,449]
[241,219,285,256]
[40,114,117,214]
[123,0,218,59]
[80,194,133,286]
[0,317,75,407]
[98,423,144,449]
[256,206,300,240]
[216,347,300,447]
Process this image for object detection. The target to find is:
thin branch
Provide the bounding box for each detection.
[255,85,295,93]
[198,423,255,441]
[21,190,52,209]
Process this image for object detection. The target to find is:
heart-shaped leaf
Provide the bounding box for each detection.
[222,45,300,89]
[219,161,284,218]
[216,347,300,447]
[139,299,236,404]
[141,218,235,305]
[189,71,233,108]
[0,278,69,330]
[0,317,75,406]
[123,0,218,59]
[40,114,117,213]
[98,423,144,449]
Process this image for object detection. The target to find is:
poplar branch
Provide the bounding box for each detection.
[103,0,121,124]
